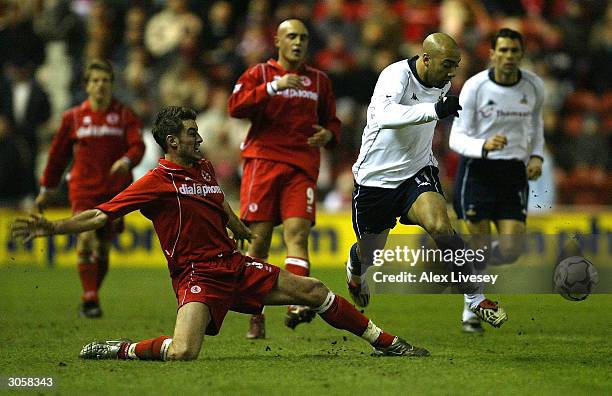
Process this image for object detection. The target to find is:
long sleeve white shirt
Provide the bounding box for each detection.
[352,57,449,188]
[449,68,545,162]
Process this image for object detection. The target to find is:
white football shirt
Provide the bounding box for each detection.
[449,68,545,162]
[352,57,449,188]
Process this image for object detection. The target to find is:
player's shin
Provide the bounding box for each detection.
[312,291,395,348]
[432,233,484,294]
[347,243,362,276]
[92,253,109,288]
[357,232,390,271]
[78,250,98,303]
[118,336,173,360]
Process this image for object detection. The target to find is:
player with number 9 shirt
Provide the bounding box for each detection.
[228,19,341,338]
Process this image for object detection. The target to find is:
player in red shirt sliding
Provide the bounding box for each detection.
[35,59,145,318]
[228,19,341,338]
[12,106,429,360]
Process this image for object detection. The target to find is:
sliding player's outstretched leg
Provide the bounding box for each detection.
[266,269,430,357]
[80,339,133,359]
[80,302,209,361]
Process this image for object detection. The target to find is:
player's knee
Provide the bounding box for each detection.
[77,231,97,250]
[297,277,328,306]
[167,343,199,361]
[422,217,453,237]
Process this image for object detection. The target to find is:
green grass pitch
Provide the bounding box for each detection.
[1,264,610,395]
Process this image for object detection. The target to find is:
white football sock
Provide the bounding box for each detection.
[462,301,478,322]
[465,293,485,310]
[361,320,382,344]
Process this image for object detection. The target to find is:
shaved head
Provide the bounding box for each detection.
[277,19,307,37]
[416,32,461,88]
[422,33,459,57]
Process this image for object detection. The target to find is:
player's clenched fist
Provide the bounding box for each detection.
[307,125,333,147]
[435,95,462,118]
[109,157,131,175]
[276,74,304,91]
[526,156,543,180]
[483,133,507,152]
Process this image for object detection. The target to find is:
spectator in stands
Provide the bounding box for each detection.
[144,0,202,60]
[0,113,29,208]
[0,56,51,199]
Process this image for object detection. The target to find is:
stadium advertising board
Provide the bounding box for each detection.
[1,209,611,270]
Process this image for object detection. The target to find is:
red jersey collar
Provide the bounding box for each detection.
[158,158,205,172]
[267,58,306,73]
[80,98,118,113]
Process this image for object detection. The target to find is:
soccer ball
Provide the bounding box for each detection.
[553,256,599,301]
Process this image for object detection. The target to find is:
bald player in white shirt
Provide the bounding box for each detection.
[449,28,545,333]
[346,32,508,330]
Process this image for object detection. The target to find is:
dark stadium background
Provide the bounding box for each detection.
[0,0,609,209]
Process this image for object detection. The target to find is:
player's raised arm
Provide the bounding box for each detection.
[11,209,109,242]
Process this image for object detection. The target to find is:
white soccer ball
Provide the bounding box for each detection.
[553,256,599,301]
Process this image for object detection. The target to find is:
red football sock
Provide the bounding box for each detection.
[285,257,310,277]
[317,294,368,335]
[316,293,395,347]
[372,330,395,348]
[119,336,172,360]
[93,254,109,288]
[78,251,98,303]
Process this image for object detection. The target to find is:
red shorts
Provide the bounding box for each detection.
[172,253,280,335]
[240,158,316,225]
[74,196,124,241]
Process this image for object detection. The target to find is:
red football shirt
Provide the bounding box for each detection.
[40,99,144,201]
[96,159,237,275]
[228,59,341,180]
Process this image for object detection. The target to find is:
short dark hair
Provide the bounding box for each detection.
[84,59,114,82]
[151,106,197,152]
[491,28,523,50]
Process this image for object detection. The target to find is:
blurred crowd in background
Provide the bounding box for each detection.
[0,0,610,212]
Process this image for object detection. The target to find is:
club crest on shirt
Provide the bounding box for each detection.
[106,113,119,124]
[190,285,202,294]
[249,203,258,212]
[201,170,212,182]
[478,101,497,118]
[83,115,92,125]
[299,76,312,86]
